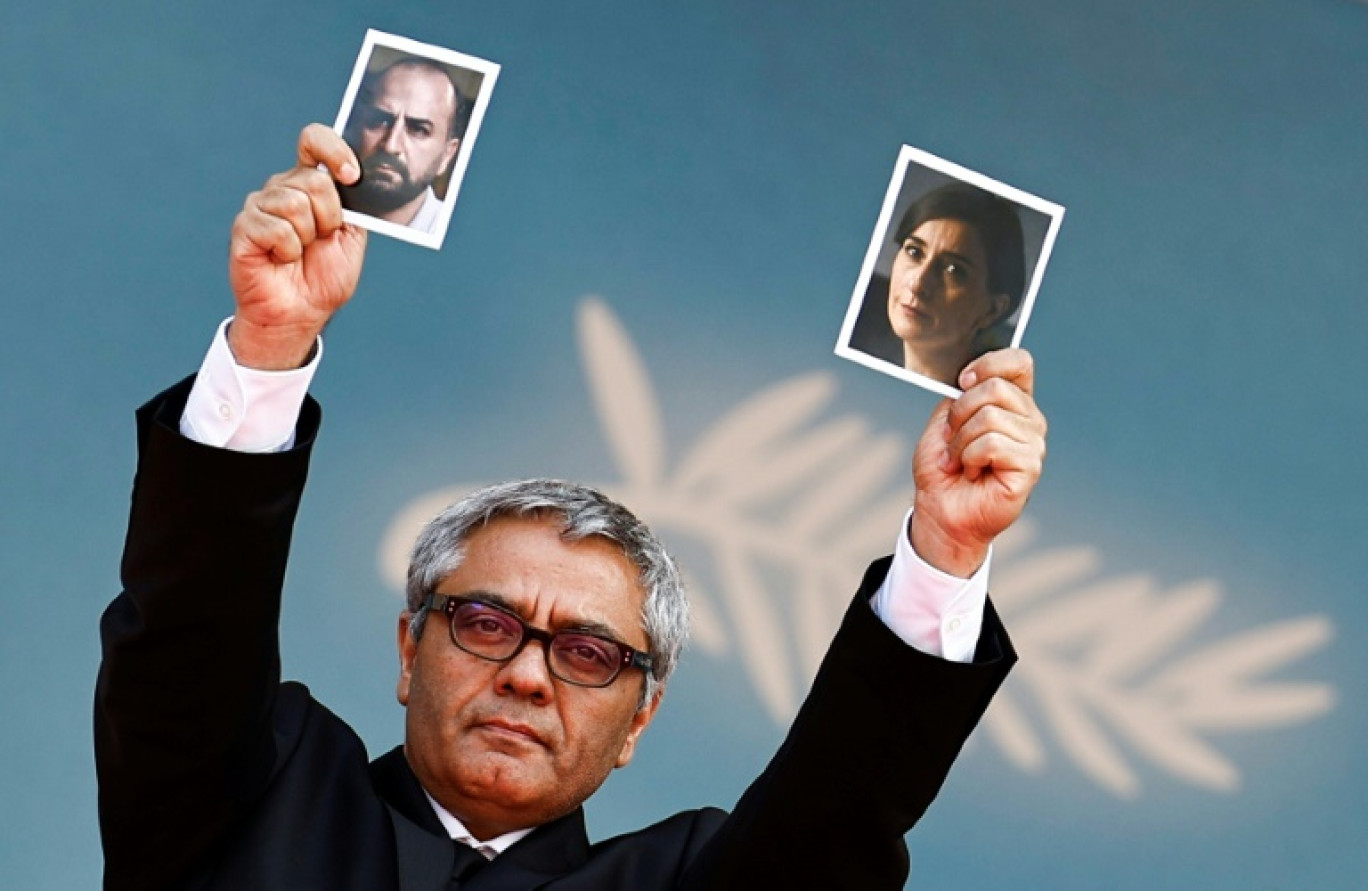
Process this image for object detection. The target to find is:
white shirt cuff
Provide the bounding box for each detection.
[179,317,320,453]
[869,508,990,663]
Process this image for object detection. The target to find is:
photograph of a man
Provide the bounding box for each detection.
[340,58,466,230]
[333,30,499,249]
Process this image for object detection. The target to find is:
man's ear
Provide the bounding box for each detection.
[614,689,663,769]
[439,138,461,177]
[396,613,418,706]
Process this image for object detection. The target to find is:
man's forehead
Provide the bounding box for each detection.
[441,516,647,633]
[371,66,455,112]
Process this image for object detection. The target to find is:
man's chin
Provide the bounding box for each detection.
[340,181,424,217]
[451,757,553,814]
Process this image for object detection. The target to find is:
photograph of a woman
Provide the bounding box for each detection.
[837,146,1064,397]
[885,184,1024,385]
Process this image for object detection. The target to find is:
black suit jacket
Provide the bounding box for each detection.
[96,379,1016,890]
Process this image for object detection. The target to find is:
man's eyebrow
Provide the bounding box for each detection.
[438,589,630,641]
[558,617,626,641]
[440,589,516,612]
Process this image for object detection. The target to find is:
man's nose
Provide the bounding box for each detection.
[380,120,405,155]
[494,640,555,703]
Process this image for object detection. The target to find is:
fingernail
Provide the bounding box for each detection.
[941,420,952,442]
[940,451,955,472]
[340,162,359,183]
[960,369,977,389]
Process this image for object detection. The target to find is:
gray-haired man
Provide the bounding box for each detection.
[97,126,1047,890]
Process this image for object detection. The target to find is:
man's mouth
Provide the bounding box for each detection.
[362,155,409,185]
[476,718,546,747]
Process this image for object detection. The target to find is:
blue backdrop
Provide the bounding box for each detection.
[2,1,1365,887]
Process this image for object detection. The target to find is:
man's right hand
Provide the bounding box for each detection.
[227,124,368,370]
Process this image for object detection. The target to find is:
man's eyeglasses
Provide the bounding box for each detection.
[421,594,653,689]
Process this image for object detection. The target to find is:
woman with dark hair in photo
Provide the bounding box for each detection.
[885,183,1026,385]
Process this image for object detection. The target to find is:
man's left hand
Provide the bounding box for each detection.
[909,348,1047,578]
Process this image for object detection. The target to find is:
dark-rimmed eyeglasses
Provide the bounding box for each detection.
[421,594,653,688]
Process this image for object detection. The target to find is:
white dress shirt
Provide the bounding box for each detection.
[423,790,530,859]
[407,186,445,234]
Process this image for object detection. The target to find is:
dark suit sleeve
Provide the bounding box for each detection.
[94,377,321,890]
[680,556,1016,890]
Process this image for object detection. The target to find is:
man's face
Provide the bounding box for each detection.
[887,218,1008,350]
[342,64,461,219]
[397,516,660,840]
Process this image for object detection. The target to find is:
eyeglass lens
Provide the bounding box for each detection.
[451,600,626,687]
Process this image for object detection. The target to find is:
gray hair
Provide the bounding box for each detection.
[405,479,688,707]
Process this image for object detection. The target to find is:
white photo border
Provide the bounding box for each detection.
[332,29,501,250]
[834,145,1065,398]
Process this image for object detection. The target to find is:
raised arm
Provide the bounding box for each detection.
[683,349,1046,889]
[95,126,366,890]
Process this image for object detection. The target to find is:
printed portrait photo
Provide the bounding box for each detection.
[333,30,500,250]
[835,146,1064,398]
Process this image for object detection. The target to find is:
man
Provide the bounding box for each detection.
[96,126,1047,889]
[339,57,467,231]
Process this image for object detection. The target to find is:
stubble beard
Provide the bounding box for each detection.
[340,152,431,216]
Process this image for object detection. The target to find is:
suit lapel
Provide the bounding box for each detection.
[371,746,460,891]
[371,746,448,833]
[386,802,462,891]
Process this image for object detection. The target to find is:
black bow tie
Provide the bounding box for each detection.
[449,840,488,888]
